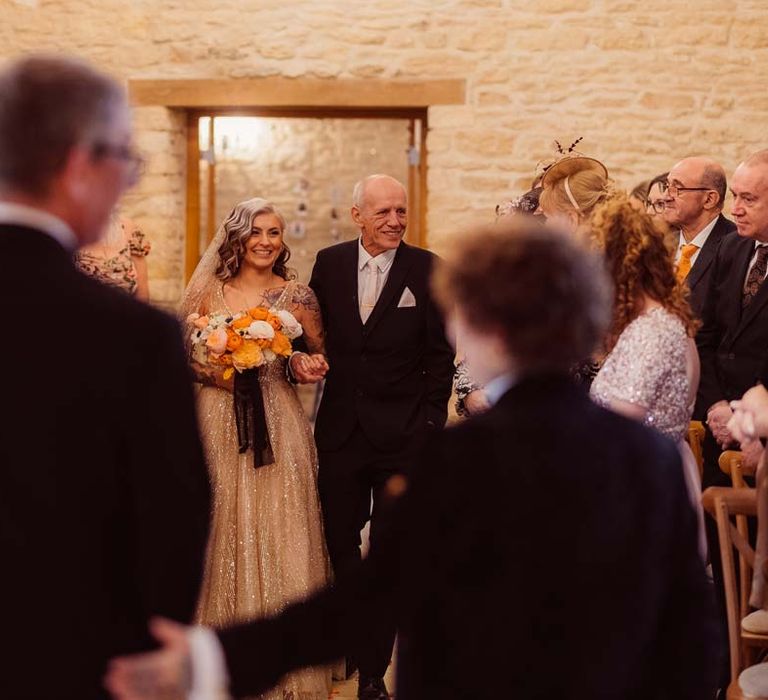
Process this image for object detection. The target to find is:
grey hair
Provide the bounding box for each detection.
[0,54,126,196]
[215,199,294,281]
[352,174,405,209]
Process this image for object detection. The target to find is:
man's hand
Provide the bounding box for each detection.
[707,400,736,448]
[289,352,329,384]
[105,618,192,700]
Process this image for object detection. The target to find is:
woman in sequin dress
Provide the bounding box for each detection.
[74,215,150,300]
[586,196,706,556]
[179,198,333,700]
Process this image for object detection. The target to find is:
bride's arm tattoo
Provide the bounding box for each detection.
[292,285,325,355]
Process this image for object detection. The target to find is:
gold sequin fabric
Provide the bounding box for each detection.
[590,307,694,442]
[194,281,332,700]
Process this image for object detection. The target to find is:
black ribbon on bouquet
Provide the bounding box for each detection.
[233,368,274,467]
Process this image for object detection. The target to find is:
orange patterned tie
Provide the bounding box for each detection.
[676,243,699,283]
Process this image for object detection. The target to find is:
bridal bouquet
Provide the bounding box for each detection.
[187,307,303,380]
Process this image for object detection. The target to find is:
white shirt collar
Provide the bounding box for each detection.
[677,215,719,252]
[483,372,517,407]
[0,202,78,251]
[358,237,398,272]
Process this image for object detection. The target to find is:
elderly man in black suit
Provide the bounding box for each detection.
[107,219,716,700]
[693,149,768,692]
[661,156,736,317]
[289,173,454,699]
[0,55,210,699]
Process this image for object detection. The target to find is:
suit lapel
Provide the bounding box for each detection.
[687,216,727,290]
[364,242,414,336]
[339,240,364,331]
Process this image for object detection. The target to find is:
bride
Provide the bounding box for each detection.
[179,197,332,699]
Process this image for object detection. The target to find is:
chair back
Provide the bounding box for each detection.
[702,487,758,680]
[688,420,706,479]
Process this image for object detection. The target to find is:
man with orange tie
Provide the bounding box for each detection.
[661,156,735,317]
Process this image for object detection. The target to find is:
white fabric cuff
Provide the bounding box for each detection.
[187,626,230,700]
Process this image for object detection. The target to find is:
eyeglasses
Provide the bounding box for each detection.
[661,182,713,198]
[647,200,666,214]
[91,142,146,184]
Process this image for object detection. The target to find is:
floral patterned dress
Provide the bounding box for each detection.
[74,225,150,295]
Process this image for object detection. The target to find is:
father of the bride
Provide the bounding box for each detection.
[290,173,455,699]
[107,219,716,700]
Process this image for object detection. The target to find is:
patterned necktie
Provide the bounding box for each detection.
[359,259,380,323]
[675,243,699,283]
[743,245,768,308]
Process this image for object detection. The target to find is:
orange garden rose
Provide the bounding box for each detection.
[270,330,292,357]
[225,328,243,352]
[231,339,264,370]
[232,315,253,330]
[248,307,270,321]
[266,314,282,331]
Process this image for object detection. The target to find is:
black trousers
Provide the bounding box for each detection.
[318,423,419,678]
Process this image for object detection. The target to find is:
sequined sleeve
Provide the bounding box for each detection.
[128,227,151,257]
[590,308,691,441]
[454,358,482,417]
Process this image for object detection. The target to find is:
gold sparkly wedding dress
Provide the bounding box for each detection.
[194,281,332,700]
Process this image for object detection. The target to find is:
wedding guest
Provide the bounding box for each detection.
[695,151,768,691]
[646,172,669,218]
[178,197,332,700]
[588,195,706,556]
[106,219,717,700]
[661,157,736,316]
[75,212,151,300]
[0,54,210,699]
[537,153,614,386]
[290,174,454,699]
[537,152,613,244]
[644,172,678,255]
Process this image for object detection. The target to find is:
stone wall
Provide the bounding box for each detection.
[4,0,766,305]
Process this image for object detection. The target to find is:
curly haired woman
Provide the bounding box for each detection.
[588,195,706,557]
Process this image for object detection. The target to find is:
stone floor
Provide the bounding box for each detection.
[330,666,396,699]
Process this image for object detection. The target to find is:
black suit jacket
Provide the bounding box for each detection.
[695,232,768,419]
[0,225,210,699]
[218,375,716,699]
[686,214,736,317]
[309,240,454,452]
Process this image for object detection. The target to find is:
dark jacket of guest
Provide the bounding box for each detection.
[309,239,454,452]
[217,374,717,700]
[686,214,736,318]
[696,232,768,420]
[0,226,211,700]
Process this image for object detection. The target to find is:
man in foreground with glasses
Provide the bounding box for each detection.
[0,54,210,698]
[661,156,736,316]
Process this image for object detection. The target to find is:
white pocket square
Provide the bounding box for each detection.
[397,287,417,308]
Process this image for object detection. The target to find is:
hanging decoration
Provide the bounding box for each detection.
[288,177,309,240]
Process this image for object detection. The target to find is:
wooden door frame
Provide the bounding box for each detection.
[127,78,466,281]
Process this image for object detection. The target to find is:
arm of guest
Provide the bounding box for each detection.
[124,313,211,623]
